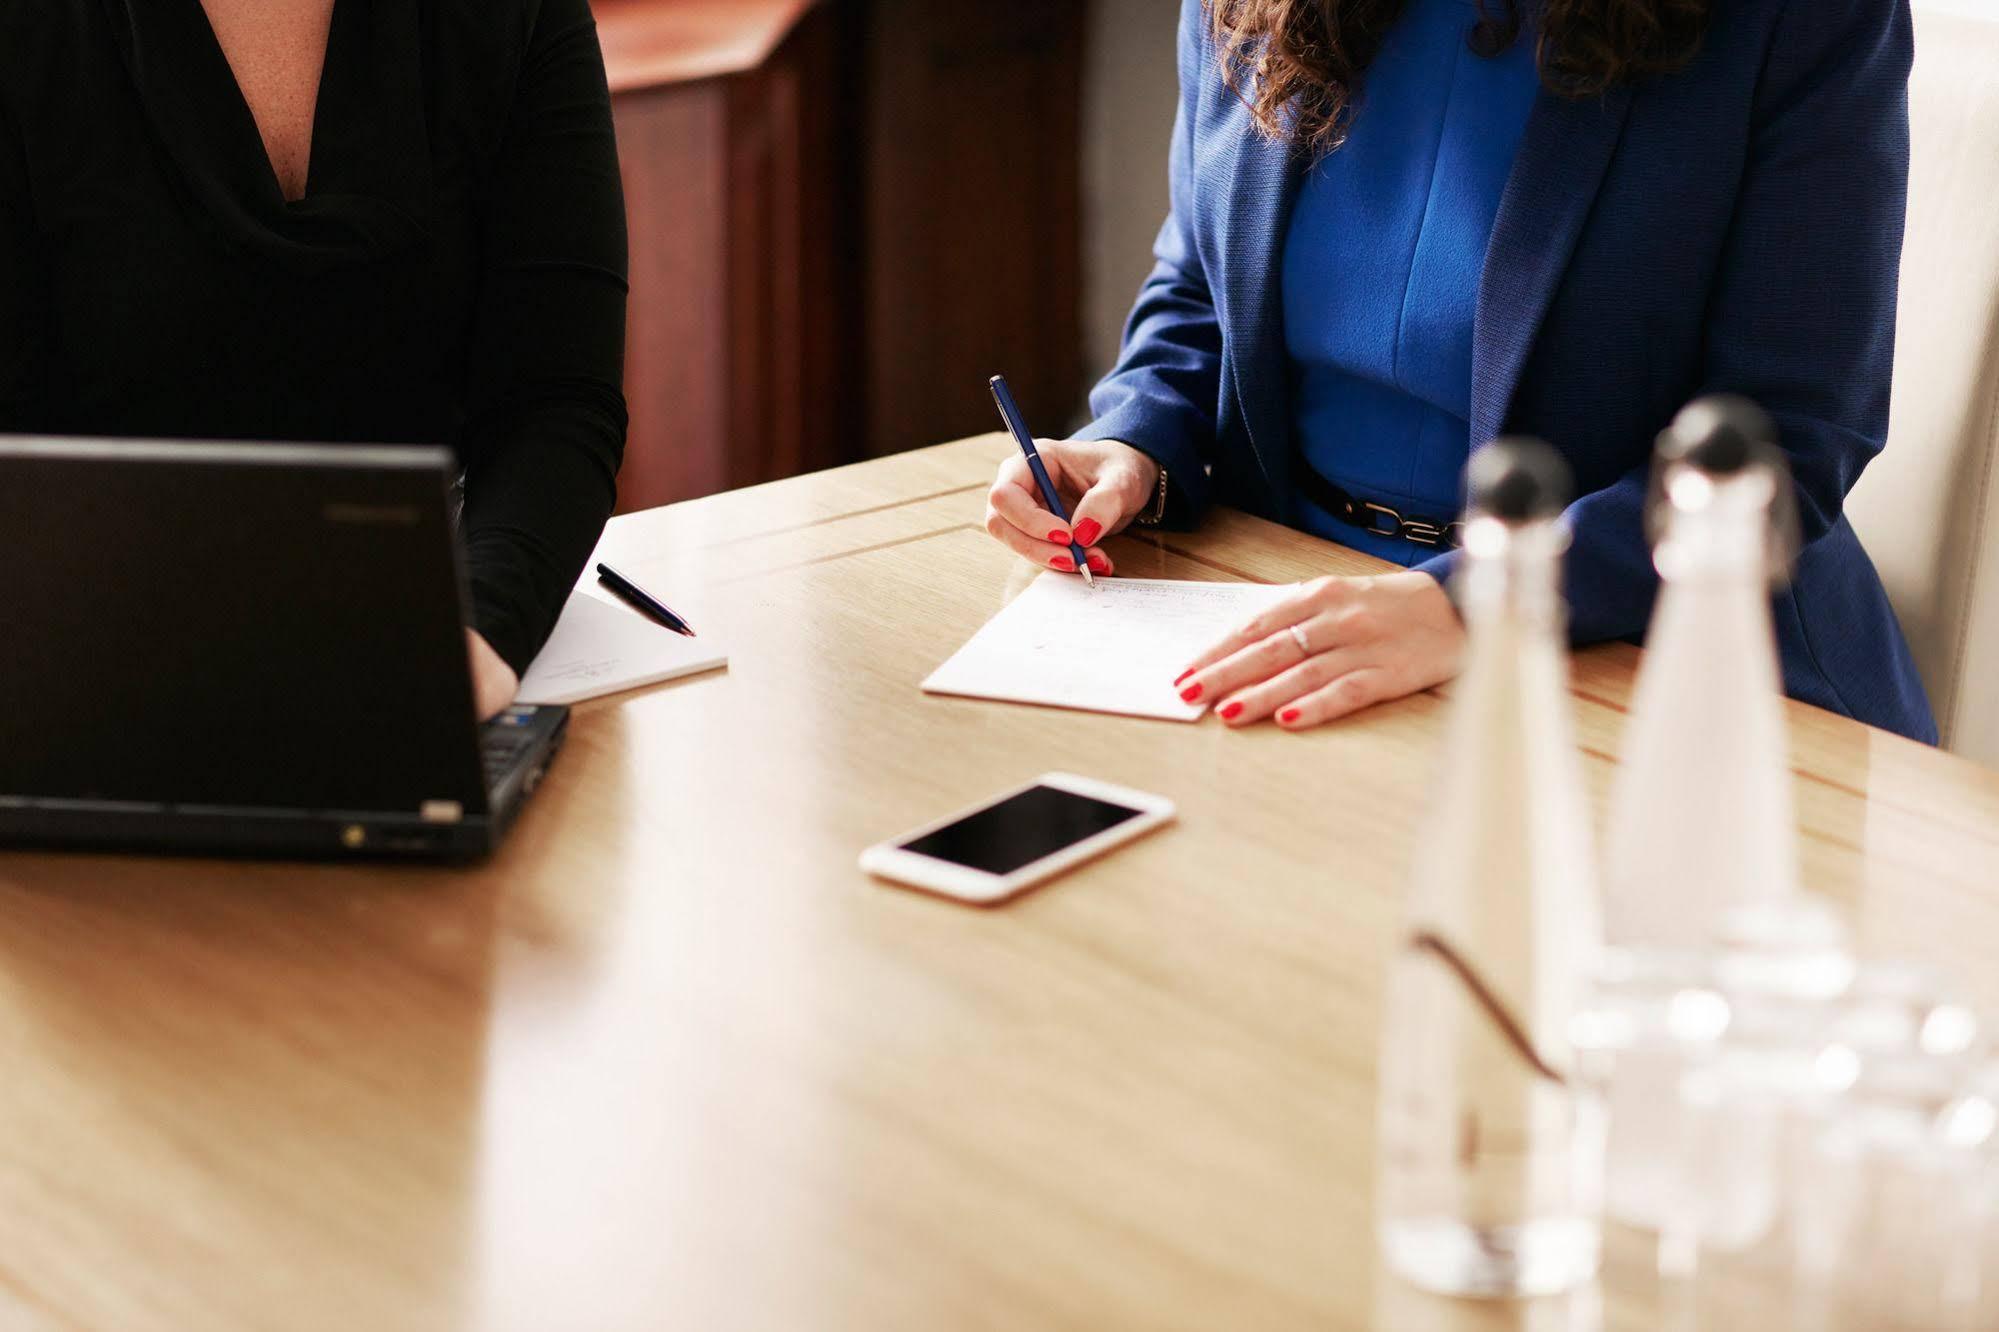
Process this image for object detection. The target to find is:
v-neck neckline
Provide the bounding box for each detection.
[188,0,341,206]
[96,0,435,268]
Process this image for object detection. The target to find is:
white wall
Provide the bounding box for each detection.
[1078,0,1182,425]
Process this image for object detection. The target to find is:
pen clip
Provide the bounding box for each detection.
[988,374,1032,448]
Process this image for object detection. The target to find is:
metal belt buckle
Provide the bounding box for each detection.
[1362,501,1405,538]
[1400,518,1450,547]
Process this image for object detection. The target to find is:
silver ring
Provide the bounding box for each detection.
[1287,623,1311,656]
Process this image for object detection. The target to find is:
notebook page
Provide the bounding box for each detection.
[922,574,1297,721]
[517,591,728,707]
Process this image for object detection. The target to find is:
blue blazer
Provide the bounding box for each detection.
[1083,0,1937,742]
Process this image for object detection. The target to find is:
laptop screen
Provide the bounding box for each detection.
[0,439,492,819]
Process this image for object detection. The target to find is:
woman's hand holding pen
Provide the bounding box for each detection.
[1174,572,1465,731]
[984,438,1159,577]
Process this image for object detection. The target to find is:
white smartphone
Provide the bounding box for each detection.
[859,772,1177,905]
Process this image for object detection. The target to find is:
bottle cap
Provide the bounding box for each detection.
[1647,394,1800,584]
[1468,437,1572,523]
[1656,395,1777,476]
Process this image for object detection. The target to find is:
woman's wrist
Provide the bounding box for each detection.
[1077,438,1163,527]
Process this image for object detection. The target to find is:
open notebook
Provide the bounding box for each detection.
[922,574,1296,721]
[516,590,728,706]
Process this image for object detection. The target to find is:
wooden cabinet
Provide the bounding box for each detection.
[596,0,845,514]
[853,0,1087,456]
[595,0,1085,510]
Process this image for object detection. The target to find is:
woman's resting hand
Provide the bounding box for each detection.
[1174,571,1465,730]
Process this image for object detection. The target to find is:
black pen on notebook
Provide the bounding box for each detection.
[596,562,696,636]
[988,374,1094,588]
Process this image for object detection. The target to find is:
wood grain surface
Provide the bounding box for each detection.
[2,436,1994,1331]
[593,0,820,92]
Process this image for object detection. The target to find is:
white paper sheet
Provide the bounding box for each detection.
[922,574,1297,721]
[516,590,727,706]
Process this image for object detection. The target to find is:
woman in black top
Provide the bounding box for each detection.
[0,0,629,718]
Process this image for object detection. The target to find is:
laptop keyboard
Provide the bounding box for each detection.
[480,708,542,789]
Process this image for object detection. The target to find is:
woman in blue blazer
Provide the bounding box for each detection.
[983,0,1936,741]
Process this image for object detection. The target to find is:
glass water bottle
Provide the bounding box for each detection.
[1599,396,1837,1228]
[1604,395,1803,947]
[1378,439,1606,1299]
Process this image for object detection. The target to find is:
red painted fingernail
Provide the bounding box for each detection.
[1180,682,1203,703]
[1279,708,1302,725]
[1087,553,1110,574]
[1073,518,1103,547]
[1048,529,1070,544]
[1173,668,1195,686]
[1219,701,1244,721]
[1050,554,1074,571]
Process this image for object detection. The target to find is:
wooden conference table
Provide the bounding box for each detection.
[3,436,1998,1331]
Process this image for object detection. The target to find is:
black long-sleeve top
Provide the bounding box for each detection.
[0,0,630,674]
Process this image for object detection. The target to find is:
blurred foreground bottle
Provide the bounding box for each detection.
[1378,439,1605,1299]
[1600,396,1845,1228]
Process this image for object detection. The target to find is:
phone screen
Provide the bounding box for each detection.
[899,784,1144,877]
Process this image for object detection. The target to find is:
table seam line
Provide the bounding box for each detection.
[716,523,976,583]
[700,482,988,549]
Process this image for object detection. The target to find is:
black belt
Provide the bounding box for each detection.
[1291,458,1463,550]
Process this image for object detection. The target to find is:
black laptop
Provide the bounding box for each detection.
[0,437,567,859]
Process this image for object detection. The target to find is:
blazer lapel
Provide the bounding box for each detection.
[1218,123,1303,517]
[1471,85,1635,450]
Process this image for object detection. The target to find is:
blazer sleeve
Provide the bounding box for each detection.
[1071,0,1224,526]
[457,0,631,675]
[0,92,50,431]
[1417,0,1914,646]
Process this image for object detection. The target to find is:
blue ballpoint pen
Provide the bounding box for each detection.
[987,374,1095,588]
[596,562,697,636]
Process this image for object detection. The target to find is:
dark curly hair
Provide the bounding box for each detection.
[1209,0,1710,157]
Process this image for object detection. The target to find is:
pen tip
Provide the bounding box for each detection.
[1081,566,1096,589]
